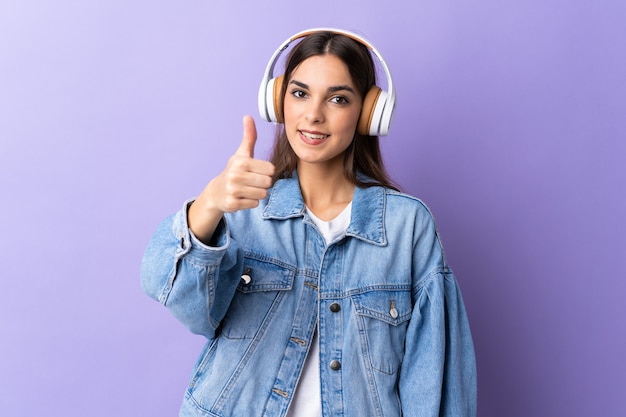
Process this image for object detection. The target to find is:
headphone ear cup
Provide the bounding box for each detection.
[272,75,284,123]
[263,76,281,123]
[358,86,382,136]
[376,90,394,136]
[263,75,283,123]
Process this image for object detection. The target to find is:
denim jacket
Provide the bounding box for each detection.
[141,174,477,417]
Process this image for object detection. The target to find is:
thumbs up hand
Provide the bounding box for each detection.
[188,115,276,243]
[218,115,275,212]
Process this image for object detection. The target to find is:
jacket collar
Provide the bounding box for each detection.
[262,173,387,246]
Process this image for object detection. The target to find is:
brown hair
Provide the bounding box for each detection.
[269,31,399,191]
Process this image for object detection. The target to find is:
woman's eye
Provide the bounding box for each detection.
[291,89,306,99]
[331,96,349,105]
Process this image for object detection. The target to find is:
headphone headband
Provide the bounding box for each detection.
[258,28,396,136]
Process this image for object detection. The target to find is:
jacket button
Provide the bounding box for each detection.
[241,268,252,285]
[329,360,341,371]
[329,303,341,313]
[389,300,398,319]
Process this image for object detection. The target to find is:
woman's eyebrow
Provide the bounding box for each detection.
[290,79,356,95]
[328,85,356,94]
[289,80,309,89]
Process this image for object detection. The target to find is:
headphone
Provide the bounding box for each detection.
[258,28,396,137]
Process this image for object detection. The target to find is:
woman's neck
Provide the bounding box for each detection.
[297,162,354,221]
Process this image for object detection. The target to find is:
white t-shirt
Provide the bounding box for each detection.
[286,202,352,417]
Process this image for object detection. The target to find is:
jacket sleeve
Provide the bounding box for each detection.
[398,206,477,417]
[140,200,243,339]
[399,270,477,417]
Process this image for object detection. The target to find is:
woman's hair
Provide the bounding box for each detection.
[269,31,399,191]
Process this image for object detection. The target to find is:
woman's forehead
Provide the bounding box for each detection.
[289,54,355,88]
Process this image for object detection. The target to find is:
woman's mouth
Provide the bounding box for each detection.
[299,130,329,145]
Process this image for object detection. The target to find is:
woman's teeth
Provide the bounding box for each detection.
[301,131,327,140]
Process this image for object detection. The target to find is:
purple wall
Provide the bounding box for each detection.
[1,1,624,416]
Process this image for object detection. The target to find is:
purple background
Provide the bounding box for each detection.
[1,1,624,416]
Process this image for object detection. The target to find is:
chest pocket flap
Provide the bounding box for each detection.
[352,288,413,326]
[237,254,295,293]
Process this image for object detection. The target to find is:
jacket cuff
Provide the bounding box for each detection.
[173,199,230,265]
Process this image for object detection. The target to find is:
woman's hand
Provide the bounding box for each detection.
[188,115,275,243]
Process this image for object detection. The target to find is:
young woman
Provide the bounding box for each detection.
[141,28,477,417]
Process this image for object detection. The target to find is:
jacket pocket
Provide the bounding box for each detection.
[221,254,295,340]
[352,288,412,374]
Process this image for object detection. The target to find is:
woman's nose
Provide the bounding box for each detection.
[305,99,325,123]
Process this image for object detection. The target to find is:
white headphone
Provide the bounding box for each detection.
[258,28,396,137]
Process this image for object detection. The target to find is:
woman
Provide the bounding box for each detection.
[141,28,477,417]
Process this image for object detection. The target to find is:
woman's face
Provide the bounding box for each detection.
[283,54,362,170]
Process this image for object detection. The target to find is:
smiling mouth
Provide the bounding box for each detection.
[299,130,329,141]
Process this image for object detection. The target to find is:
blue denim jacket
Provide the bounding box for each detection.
[141,175,477,417]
